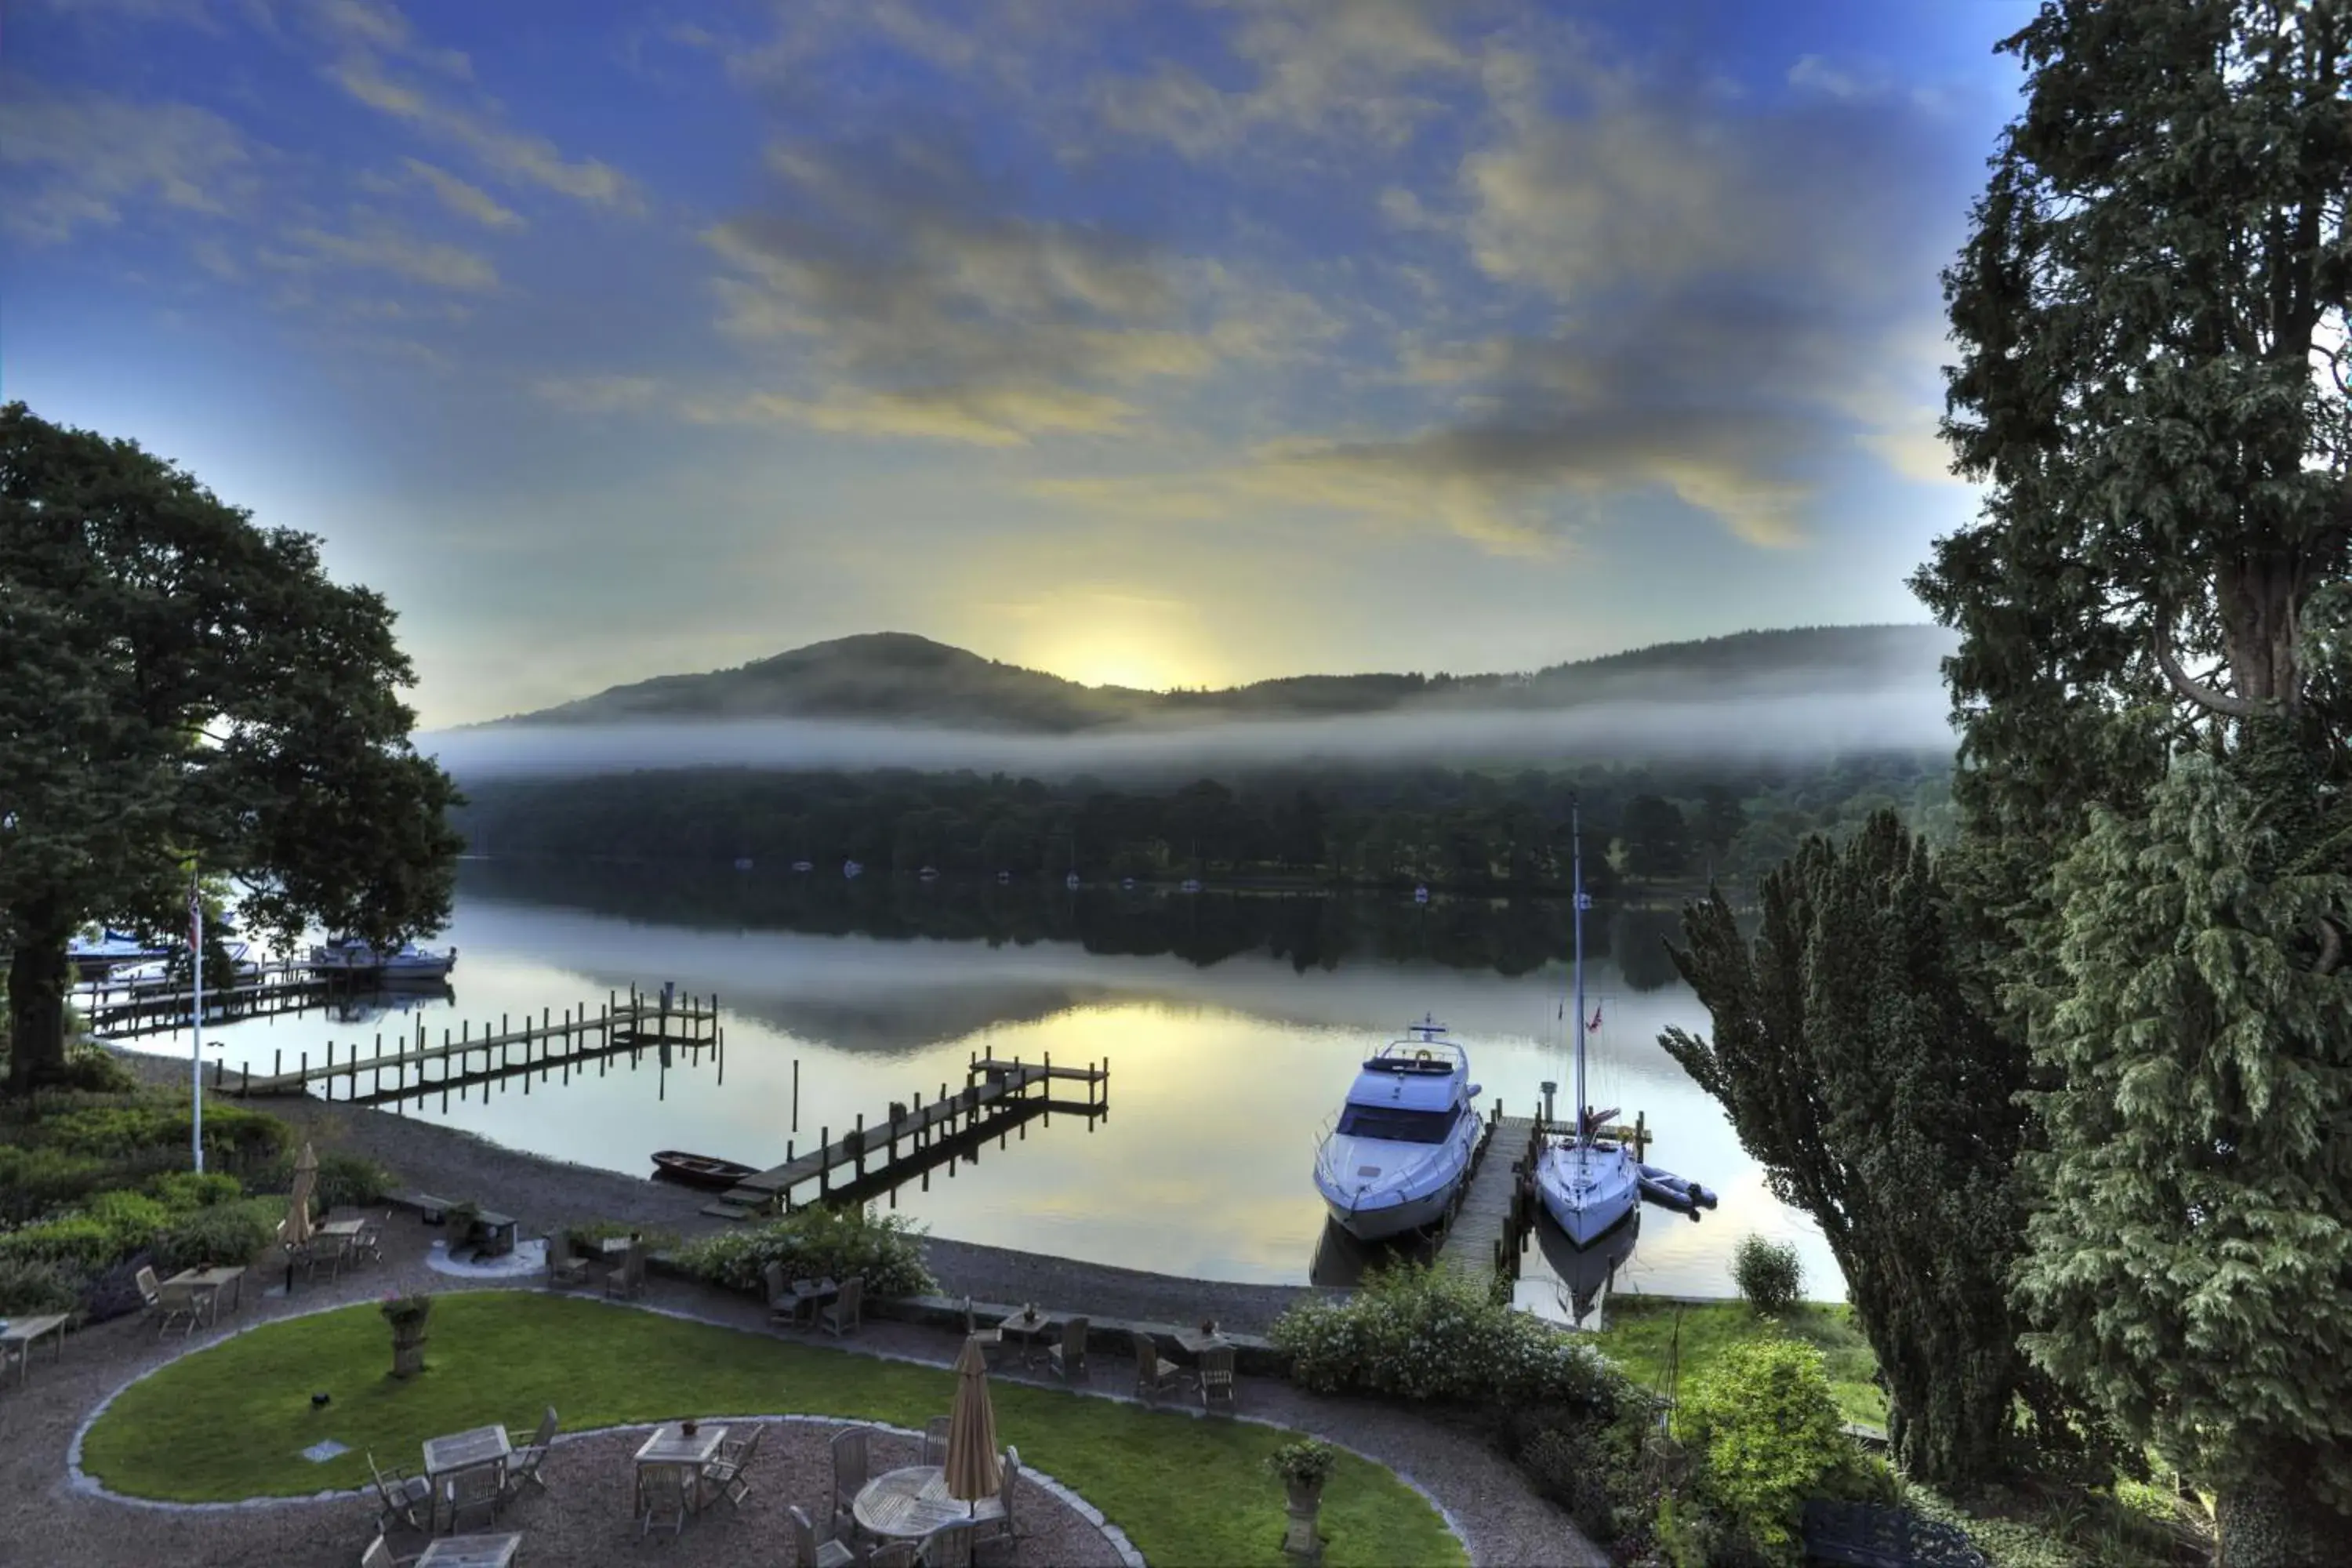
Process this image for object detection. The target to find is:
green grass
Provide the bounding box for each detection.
[82,1291,1462,1568]
[1593,1297,1889,1428]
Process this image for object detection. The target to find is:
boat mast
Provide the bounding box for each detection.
[1572,800,1587,1151]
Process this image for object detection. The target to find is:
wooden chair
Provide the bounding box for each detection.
[919,1523,976,1567]
[603,1242,645,1301]
[972,1444,1020,1555]
[351,1212,388,1266]
[920,1414,952,1468]
[1198,1344,1237,1414]
[829,1425,869,1539]
[762,1261,803,1327]
[1131,1330,1185,1399]
[789,1503,856,1568]
[863,1543,920,1568]
[637,1463,691,1539]
[132,1265,162,1314]
[365,1450,431,1536]
[154,1280,202,1338]
[963,1298,1004,1366]
[1047,1316,1089,1381]
[700,1419,763,1510]
[441,1460,502,1533]
[359,1531,421,1567]
[500,1406,558,1501]
[544,1233,590,1290]
[819,1274,862,1337]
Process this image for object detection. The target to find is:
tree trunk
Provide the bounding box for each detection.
[2212,552,2307,713]
[4,914,72,1095]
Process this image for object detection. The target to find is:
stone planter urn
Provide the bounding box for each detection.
[1265,1439,1334,1565]
[381,1294,433,1380]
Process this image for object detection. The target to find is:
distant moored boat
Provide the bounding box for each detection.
[650,1150,758,1190]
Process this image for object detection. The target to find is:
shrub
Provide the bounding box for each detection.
[56,1047,140,1094]
[1504,1399,1664,1548]
[0,1215,121,1275]
[1679,1338,1887,1566]
[0,1145,114,1225]
[675,1204,934,1299]
[145,1171,245,1210]
[564,1219,679,1253]
[1265,1439,1338,1489]
[313,1152,394,1210]
[1271,1261,1616,1410]
[38,1100,290,1167]
[1731,1234,1803,1316]
[83,1189,171,1253]
[151,1196,283,1273]
[0,1257,81,1316]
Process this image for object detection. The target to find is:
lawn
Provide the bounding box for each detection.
[1593,1296,1889,1429]
[81,1291,1462,1568]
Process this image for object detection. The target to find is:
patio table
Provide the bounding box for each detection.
[161,1265,246,1326]
[779,1276,838,1329]
[0,1313,71,1387]
[633,1422,725,1524]
[416,1534,523,1567]
[1173,1327,1232,1359]
[853,1464,1005,1541]
[997,1308,1057,1365]
[423,1424,510,1531]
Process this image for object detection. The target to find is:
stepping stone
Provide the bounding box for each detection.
[301,1439,350,1464]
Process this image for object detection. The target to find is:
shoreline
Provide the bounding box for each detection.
[111,1048,1338,1336]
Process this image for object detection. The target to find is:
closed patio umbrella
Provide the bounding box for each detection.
[944,1334,1003,1514]
[281,1142,318,1289]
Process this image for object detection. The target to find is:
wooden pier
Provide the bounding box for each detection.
[81,964,347,1039]
[214,989,721,1106]
[704,1051,1111,1221]
[1436,1106,1540,1290]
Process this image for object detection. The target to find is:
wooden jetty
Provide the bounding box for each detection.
[81,964,347,1038]
[703,1051,1111,1221]
[1436,1105,1539,1288]
[215,989,721,1107]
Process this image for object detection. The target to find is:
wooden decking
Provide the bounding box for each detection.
[1436,1112,1541,1282]
[707,1053,1110,1219]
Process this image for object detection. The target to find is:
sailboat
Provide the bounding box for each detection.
[1534,803,1641,1248]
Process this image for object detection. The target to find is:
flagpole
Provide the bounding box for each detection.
[191,866,205,1174]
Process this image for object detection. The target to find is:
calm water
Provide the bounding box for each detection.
[120,861,1841,1308]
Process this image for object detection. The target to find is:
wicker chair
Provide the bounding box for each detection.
[699,1419,763,1510]
[819,1274,863,1337]
[789,1503,856,1568]
[1198,1344,1237,1414]
[1131,1330,1185,1399]
[1047,1316,1089,1381]
[829,1425,870,1539]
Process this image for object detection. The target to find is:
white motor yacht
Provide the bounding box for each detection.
[306,938,458,986]
[1312,1018,1486,1241]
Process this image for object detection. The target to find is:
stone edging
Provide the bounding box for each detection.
[63,1290,1157,1564]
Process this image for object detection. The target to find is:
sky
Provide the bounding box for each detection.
[2,0,2038,728]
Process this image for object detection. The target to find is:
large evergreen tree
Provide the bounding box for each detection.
[1912,2,2350,1556]
[0,403,463,1091]
[1661,813,2037,1486]
[2018,753,2352,1562]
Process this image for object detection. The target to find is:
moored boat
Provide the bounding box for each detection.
[1312,1017,1486,1241]
[306,938,458,985]
[67,928,174,979]
[650,1150,758,1189]
[1534,804,1642,1249]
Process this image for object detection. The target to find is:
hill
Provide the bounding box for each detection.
[485,623,1956,733]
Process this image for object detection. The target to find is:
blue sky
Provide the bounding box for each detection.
[3,0,2035,726]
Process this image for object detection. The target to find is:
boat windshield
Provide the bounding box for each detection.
[1336,1103,1462,1144]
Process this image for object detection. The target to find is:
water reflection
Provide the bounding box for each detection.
[132,858,1831,1300]
[1527,1209,1644,1329]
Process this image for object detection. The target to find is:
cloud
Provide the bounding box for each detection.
[0,84,257,242]
[273,223,498,289]
[697,130,1247,445]
[401,157,523,228]
[1093,0,1479,158]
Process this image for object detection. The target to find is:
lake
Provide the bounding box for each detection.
[120,860,1841,1312]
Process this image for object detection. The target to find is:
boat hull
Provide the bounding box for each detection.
[1536,1142,1641,1249]
[651,1151,757,1190]
[1320,1181,1457,1243]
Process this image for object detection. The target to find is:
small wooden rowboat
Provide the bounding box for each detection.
[650,1150,758,1190]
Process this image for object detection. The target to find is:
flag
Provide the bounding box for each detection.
[189,872,203,951]
[1588,1002,1604,1033]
